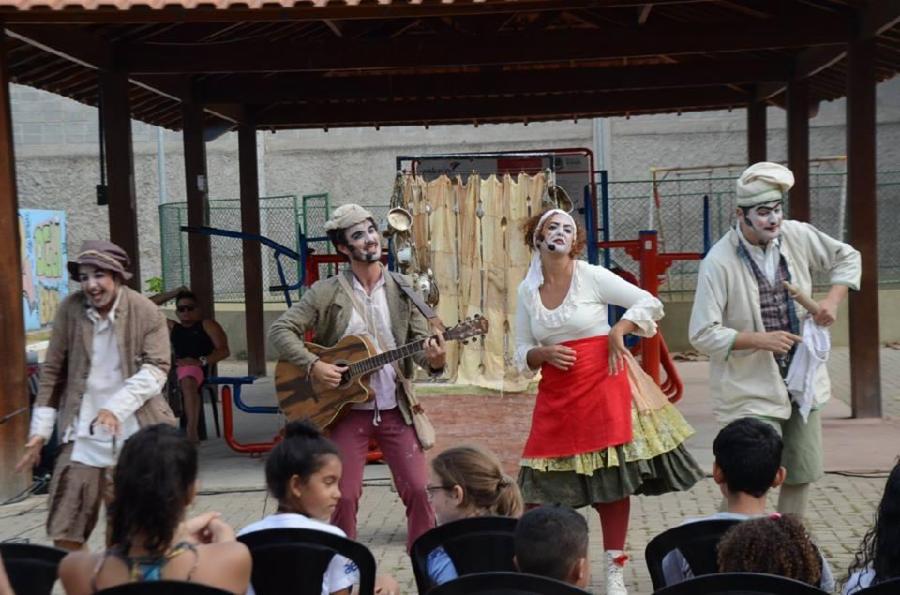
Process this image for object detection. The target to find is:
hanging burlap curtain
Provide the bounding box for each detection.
[401,171,546,392]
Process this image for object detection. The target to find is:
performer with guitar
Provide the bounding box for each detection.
[269,203,446,551]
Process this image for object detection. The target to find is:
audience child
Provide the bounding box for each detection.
[238,420,398,595]
[514,505,590,589]
[425,445,524,585]
[58,424,250,595]
[843,461,900,593]
[717,514,823,587]
[661,417,834,591]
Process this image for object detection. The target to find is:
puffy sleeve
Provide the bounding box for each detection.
[590,264,664,337]
[513,282,539,376]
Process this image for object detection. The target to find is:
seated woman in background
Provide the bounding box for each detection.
[238,420,398,595]
[58,424,251,594]
[426,445,524,586]
[843,461,900,594]
[717,513,833,591]
[168,290,229,443]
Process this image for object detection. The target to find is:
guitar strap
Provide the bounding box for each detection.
[388,271,446,332]
[336,270,429,414]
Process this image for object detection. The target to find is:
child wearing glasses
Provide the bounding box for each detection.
[425,445,524,586]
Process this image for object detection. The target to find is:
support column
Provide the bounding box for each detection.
[100,70,141,288]
[0,28,28,500]
[747,97,767,164]
[787,77,810,222]
[847,33,881,418]
[182,99,214,318]
[238,119,266,376]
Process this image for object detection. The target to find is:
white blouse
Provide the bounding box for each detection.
[514,260,664,373]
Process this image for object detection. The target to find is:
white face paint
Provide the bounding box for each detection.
[743,202,783,245]
[538,214,576,256]
[341,219,382,263]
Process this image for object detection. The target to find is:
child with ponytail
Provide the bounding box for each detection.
[238,420,398,595]
[425,445,524,585]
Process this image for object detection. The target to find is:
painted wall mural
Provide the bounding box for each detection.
[20,209,68,332]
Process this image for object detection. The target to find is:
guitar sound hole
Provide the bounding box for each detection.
[338,371,352,388]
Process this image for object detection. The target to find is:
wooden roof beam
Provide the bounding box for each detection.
[7,24,240,123]
[122,22,848,74]
[756,1,899,102]
[0,1,709,25]
[254,86,750,128]
[197,59,790,103]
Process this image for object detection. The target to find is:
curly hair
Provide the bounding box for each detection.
[717,514,822,587]
[520,210,586,260]
[109,425,198,555]
[845,461,900,587]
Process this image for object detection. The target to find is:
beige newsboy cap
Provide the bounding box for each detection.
[323,204,375,232]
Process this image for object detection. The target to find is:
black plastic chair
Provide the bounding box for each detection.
[96,580,232,594]
[857,576,900,593]
[0,541,67,595]
[167,364,220,439]
[428,571,591,595]
[237,527,376,595]
[645,518,743,589]
[651,571,827,594]
[411,516,518,594]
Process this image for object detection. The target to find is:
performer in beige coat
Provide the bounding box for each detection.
[689,162,861,516]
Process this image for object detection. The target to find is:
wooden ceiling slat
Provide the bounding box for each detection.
[0,0,894,132]
[255,86,751,128]
[198,59,790,103]
[121,21,849,74]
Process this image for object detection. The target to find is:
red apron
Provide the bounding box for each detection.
[522,335,633,459]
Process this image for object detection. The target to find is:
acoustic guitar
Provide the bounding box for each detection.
[275,316,489,429]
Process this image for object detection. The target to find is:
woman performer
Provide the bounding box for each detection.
[514,209,704,595]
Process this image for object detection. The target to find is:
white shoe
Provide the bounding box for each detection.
[606,550,628,595]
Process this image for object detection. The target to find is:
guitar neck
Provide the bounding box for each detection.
[349,331,449,377]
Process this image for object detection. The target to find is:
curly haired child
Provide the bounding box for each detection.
[717,513,824,587]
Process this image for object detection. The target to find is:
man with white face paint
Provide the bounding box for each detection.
[690,162,861,516]
[269,203,446,551]
[15,240,174,550]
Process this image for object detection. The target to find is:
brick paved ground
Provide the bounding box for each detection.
[0,473,886,594]
[3,348,897,594]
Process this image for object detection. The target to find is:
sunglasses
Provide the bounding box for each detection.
[176,305,197,313]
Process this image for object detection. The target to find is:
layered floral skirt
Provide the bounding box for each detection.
[517,337,704,507]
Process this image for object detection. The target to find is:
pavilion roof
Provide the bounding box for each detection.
[1,0,898,131]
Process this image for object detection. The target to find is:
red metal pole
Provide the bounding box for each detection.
[638,230,661,384]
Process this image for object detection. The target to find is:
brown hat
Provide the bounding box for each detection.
[67,240,133,280]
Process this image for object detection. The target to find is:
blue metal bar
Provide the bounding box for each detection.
[274,255,293,308]
[182,226,300,260]
[600,170,611,269]
[702,194,712,255]
[206,376,279,415]
[583,185,598,265]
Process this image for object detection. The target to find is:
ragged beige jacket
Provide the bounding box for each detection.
[689,220,861,422]
[35,287,175,434]
[268,269,433,424]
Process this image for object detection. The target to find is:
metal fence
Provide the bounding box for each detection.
[160,194,320,303]
[159,196,398,303]
[599,169,900,296]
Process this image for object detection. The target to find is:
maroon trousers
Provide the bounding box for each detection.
[329,408,435,551]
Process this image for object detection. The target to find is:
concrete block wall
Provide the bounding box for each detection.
[10,76,900,309]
